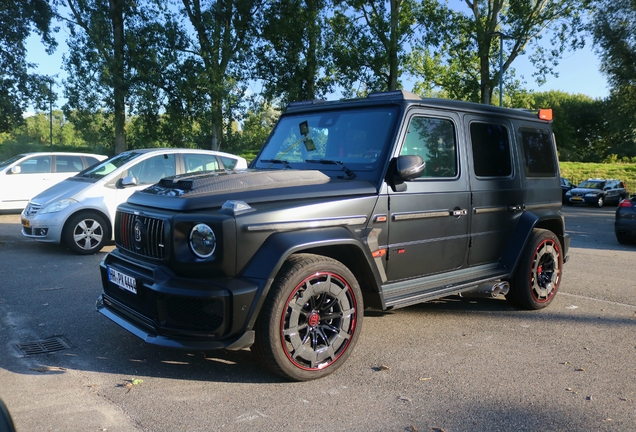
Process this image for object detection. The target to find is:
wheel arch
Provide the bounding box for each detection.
[62,207,113,240]
[241,227,384,329]
[500,210,567,276]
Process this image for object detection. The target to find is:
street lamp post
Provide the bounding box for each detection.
[48,74,58,152]
[489,32,511,107]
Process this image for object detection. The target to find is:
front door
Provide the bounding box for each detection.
[386,111,470,282]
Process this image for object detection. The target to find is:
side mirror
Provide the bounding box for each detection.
[118,175,138,188]
[396,155,425,181]
[9,166,21,174]
[388,155,425,192]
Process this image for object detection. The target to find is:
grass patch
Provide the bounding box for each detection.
[560,162,636,194]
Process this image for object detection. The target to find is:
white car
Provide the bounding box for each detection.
[21,148,247,254]
[0,152,107,211]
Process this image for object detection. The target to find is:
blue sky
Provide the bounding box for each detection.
[25,23,609,112]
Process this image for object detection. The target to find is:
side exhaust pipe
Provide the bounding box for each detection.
[460,281,510,299]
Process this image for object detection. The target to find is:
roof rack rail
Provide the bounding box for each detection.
[367,90,422,100]
[287,99,327,109]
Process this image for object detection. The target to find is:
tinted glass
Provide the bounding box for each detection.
[78,152,143,179]
[470,123,511,177]
[519,127,557,177]
[401,116,457,178]
[253,107,398,172]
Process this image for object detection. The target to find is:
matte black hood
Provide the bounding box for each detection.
[127,169,378,211]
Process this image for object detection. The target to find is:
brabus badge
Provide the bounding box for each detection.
[133,219,145,249]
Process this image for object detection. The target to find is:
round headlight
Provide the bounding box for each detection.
[189,223,216,258]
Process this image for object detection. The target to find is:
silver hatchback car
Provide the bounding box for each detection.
[21,148,247,254]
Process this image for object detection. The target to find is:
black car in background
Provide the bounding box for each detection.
[615,193,636,244]
[560,177,574,203]
[564,178,627,207]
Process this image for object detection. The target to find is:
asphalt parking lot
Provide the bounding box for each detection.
[0,205,635,432]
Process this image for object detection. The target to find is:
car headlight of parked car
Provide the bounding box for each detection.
[39,198,79,214]
[189,223,216,258]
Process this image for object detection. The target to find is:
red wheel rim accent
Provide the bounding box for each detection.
[279,272,357,371]
[530,239,561,303]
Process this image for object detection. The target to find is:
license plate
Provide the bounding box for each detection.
[21,218,30,228]
[108,267,137,294]
[572,197,583,201]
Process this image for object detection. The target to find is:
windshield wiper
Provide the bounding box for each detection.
[305,159,355,179]
[260,159,292,169]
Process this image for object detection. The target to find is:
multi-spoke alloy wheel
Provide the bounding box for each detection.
[254,254,363,381]
[63,212,110,255]
[507,229,562,310]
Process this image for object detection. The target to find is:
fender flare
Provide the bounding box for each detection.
[240,226,382,329]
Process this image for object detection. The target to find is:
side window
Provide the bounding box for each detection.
[184,154,220,173]
[470,122,511,177]
[400,116,457,178]
[133,154,176,185]
[85,156,101,167]
[220,156,238,170]
[18,156,51,174]
[518,127,557,177]
[56,156,83,172]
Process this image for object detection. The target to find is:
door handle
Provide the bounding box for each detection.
[508,205,524,211]
[452,209,468,217]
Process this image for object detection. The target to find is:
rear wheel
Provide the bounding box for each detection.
[253,254,363,381]
[616,233,632,245]
[62,212,110,255]
[507,229,562,310]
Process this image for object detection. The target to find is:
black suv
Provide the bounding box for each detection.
[97,91,569,381]
[564,178,627,207]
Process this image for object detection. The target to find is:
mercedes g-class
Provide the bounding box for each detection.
[97,90,569,381]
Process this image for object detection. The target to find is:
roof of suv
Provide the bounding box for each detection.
[286,90,552,123]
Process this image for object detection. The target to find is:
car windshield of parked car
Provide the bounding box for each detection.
[0,154,26,170]
[76,152,142,179]
[578,181,604,189]
[253,107,398,173]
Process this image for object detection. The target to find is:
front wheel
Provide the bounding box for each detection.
[507,229,563,310]
[595,196,604,208]
[253,254,363,381]
[62,212,110,255]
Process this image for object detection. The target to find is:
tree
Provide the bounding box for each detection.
[591,0,636,158]
[255,0,331,104]
[63,0,133,154]
[0,0,57,132]
[327,0,436,97]
[408,0,590,105]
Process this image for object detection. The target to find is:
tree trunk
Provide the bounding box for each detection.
[109,0,126,154]
[388,0,400,91]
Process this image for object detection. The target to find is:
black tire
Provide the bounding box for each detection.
[616,233,631,245]
[595,196,604,208]
[253,253,363,381]
[62,212,110,255]
[506,229,563,310]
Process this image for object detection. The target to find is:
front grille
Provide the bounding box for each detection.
[164,297,224,331]
[117,211,166,259]
[23,202,41,216]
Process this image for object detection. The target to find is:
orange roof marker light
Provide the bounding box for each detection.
[538,108,553,121]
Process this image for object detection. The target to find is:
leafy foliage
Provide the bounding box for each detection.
[0,0,57,132]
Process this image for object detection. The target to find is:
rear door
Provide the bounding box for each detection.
[466,117,523,266]
[386,110,470,281]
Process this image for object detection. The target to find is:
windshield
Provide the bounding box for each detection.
[252,107,398,173]
[0,154,26,170]
[577,180,604,190]
[76,151,142,179]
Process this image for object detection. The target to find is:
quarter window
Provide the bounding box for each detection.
[519,127,557,177]
[401,117,457,178]
[470,122,511,177]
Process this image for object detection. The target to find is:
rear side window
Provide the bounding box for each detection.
[56,155,83,172]
[470,122,512,177]
[518,127,557,177]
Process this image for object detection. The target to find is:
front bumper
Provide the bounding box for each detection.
[20,212,65,243]
[97,249,265,350]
